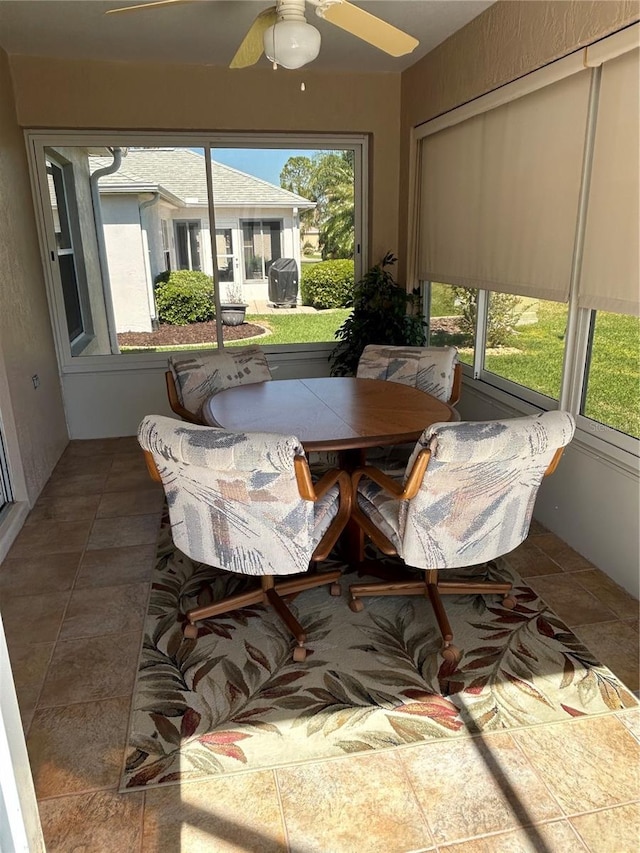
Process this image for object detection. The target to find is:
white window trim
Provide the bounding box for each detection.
[25,130,368,372]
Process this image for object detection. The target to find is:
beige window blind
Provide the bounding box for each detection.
[578,46,640,316]
[418,69,591,301]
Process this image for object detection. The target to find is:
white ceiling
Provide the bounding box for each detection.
[0,0,494,73]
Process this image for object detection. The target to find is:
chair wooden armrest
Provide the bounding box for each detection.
[449,362,462,407]
[165,371,203,425]
[351,449,431,502]
[293,459,352,561]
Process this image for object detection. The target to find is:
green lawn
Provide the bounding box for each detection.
[231,309,351,346]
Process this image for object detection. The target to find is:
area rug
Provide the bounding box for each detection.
[121,519,637,791]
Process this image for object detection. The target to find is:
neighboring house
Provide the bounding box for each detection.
[90,148,316,332]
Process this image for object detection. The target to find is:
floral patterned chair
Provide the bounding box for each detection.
[348,411,576,663]
[356,344,462,406]
[165,345,272,425]
[138,415,352,661]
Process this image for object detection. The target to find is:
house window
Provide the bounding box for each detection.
[241,220,281,280]
[28,136,366,357]
[46,157,92,349]
[483,296,569,402]
[175,220,202,270]
[581,311,640,440]
[160,219,171,271]
[427,282,475,366]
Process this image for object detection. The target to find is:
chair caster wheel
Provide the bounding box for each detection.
[330,583,342,597]
[292,646,307,662]
[502,595,517,610]
[349,598,365,613]
[184,623,198,639]
[441,644,461,664]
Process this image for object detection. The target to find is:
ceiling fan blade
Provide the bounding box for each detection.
[105,0,195,15]
[229,6,278,69]
[318,1,418,57]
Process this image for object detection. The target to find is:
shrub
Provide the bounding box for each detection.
[330,253,426,376]
[301,259,354,309]
[154,270,215,325]
[452,287,524,347]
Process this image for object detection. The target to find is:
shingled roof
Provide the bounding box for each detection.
[90,148,315,209]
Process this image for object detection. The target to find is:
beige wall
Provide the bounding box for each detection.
[0,47,68,503]
[9,58,401,265]
[398,0,640,280]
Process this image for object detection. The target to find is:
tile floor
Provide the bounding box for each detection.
[0,437,638,853]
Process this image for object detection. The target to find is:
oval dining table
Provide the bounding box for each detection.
[202,376,456,465]
[203,376,456,563]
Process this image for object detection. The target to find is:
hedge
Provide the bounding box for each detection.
[154,270,215,325]
[301,259,354,309]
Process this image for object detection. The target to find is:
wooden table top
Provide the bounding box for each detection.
[202,377,455,452]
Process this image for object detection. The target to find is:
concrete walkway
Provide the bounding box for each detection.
[245,299,321,315]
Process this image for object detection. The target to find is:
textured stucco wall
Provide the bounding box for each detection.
[0,47,68,503]
[9,59,401,266]
[398,0,640,279]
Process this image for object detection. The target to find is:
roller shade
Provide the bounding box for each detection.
[419,69,591,301]
[579,46,640,315]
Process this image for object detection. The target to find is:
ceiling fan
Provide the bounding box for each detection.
[106,0,419,70]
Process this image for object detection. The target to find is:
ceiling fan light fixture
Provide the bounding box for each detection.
[264,20,321,70]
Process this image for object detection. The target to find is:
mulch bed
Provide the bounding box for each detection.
[117,320,267,348]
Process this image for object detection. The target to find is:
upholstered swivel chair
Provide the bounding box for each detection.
[138,415,351,661]
[356,344,462,472]
[165,345,272,424]
[356,344,462,406]
[348,411,575,662]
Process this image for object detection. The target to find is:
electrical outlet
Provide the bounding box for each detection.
[31,374,40,389]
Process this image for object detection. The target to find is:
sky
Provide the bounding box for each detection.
[191,148,318,186]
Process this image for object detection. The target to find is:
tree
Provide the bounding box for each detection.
[280,151,354,260]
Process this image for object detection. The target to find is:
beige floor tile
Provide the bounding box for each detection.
[527,519,549,536]
[87,514,161,550]
[142,771,286,853]
[104,468,163,493]
[25,494,101,524]
[570,803,640,852]
[38,630,141,707]
[8,642,54,690]
[503,541,562,578]
[49,455,114,478]
[97,488,165,518]
[398,733,561,846]
[38,788,144,853]
[277,751,433,853]
[572,570,639,620]
[0,552,80,596]
[60,582,149,640]
[532,533,595,571]
[617,707,640,740]
[439,820,588,852]
[16,683,41,733]
[61,437,138,457]
[513,716,640,814]
[524,574,618,626]
[110,452,150,475]
[6,519,92,559]
[572,619,639,691]
[41,471,110,498]
[27,696,131,798]
[75,544,157,589]
[0,592,70,648]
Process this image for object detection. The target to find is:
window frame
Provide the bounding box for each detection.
[44,152,95,356]
[26,130,368,371]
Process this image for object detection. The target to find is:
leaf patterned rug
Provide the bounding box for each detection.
[121,520,637,791]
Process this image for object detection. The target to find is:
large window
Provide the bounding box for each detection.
[30,136,365,357]
[582,311,640,439]
[416,30,639,449]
